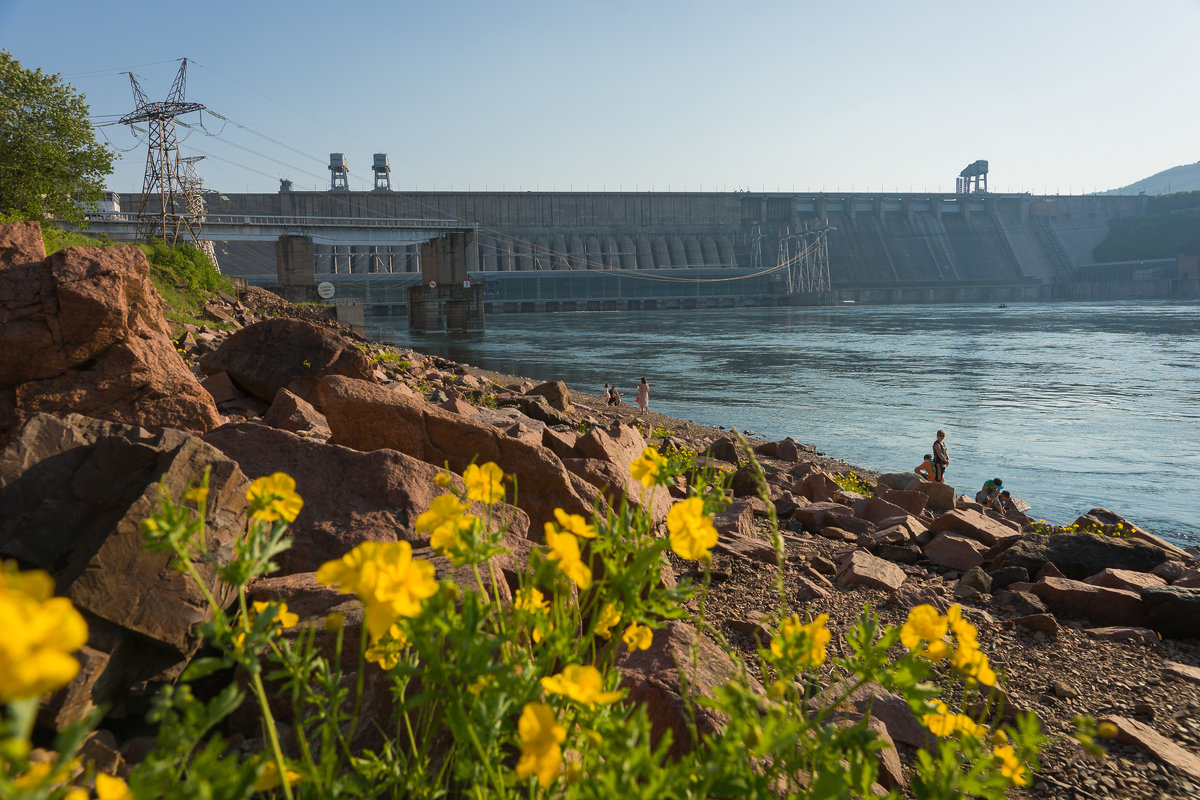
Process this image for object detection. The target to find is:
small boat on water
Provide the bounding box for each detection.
[997,303,1008,308]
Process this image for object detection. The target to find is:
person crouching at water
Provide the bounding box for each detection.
[636,377,649,413]
[915,454,938,482]
[607,385,622,406]
[975,478,1003,508]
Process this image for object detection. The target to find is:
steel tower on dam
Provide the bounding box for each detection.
[200,189,1148,308]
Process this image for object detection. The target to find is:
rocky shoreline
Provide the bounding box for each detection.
[2,221,1199,798]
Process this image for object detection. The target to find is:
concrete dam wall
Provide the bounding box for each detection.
[197,191,1147,304]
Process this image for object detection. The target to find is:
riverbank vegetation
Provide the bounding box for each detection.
[1,452,1048,798]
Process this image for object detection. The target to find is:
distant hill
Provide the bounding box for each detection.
[1103,161,1200,195]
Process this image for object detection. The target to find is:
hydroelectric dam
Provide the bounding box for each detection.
[117,189,1195,316]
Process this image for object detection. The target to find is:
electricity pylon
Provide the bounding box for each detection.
[120,59,206,245]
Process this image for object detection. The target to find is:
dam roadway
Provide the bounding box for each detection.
[133,190,1186,310]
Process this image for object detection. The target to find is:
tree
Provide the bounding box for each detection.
[0,51,115,227]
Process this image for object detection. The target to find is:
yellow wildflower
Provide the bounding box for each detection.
[515,587,552,643]
[951,643,997,687]
[622,621,653,651]
[184,486,209,505]
[992,744,1029,786]
[547,507,597,539]
[545,527,592,589]
[1097,721,1118,738]
[593,603,621,639]
[253,759,304,792]
[365,623,408,669]
[630,446,670,488]
[252,600,299,630]
[900,604,951,661]
[770,613,831,669]
[95,773,135,800]
[246,472,303,523]
[666,498,718,562]
[416,494,470,538]
[464,462,506,504]
[0,566,88,703]
[434,471,452,488]
[541,664,622,707]
[922,701,984,739]
[316,541,438,639]
[516,702,565,788]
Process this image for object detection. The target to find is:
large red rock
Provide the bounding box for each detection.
[203,422,530,575]
[1,412,248,728]
[199,318,376,405]
[0,223,220,445]
[1084,568,1166,593]
[318,375,598,535]
[927,508,1022,548]
[1030,576,1145,627]
[262,387,331,438]
[923,532,988,571]
[906,477,956,512]
[525,380,574,413]
[616,620,756,759]
[836,549,907,591]
[576,423,648,471]
[859,497,908,525]
[1098,716,1200,780]
[561,456,670,526]
[881,488,929,517]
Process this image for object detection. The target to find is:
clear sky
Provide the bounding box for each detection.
[3,0,1198,196]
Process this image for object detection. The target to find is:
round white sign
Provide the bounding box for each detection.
[428,280,438,289]
[316,281,335,300]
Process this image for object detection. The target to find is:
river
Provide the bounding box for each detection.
[372,301,1200,548]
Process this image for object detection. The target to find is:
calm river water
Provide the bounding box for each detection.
[375,301,1200,548]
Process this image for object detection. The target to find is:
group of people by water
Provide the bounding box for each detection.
[914,430,1024,514]
[604,378,651,413]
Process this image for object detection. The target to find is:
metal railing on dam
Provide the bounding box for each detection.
[81,213,471,244]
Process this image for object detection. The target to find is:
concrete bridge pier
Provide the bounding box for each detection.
[408,231,484,332]
[276,234,316,303]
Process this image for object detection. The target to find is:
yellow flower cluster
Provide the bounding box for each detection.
[0,562,88,703]
[900,604,996,687]
[246,472,304,523]
[463,462,505,504]
[593,603,621,639]
[316,541,438,640]
[630,446,669,488]
[516,702,566,788]
[770,613,831,669]
[541,664,622,708]
[666,498,719,562]
[544,508,596,589]
[992,744,1029,786]
[416,494,478,564]
[922,700,984,739]
[514,587,551,643]
[622,621,653,651]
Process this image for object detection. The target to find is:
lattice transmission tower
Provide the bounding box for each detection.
[120,59,206,245]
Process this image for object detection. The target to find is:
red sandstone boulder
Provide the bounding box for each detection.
[262,387,331,438]
[1097,716,1200,780]
[1030,576,1145,627]
[881,488,929,517]
[576,423,648,471]
[199,318,375,405]
[906,477,956,512]
[923,532,989,571]
[540,428,579,460]
[0,223,220,445]
[561,456,671,526]
[859,497,908,525]
[1084,568,1167,593]
[203,422,530,575]
[317,375,598,535]
[836,549,907,591]
[927,508,1022,549]
[616,621,756,760]
[525,380,574,413]
[1,412,248,729]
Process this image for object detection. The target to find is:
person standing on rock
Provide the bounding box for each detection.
[932,430,949,483]
[636,377,650,413]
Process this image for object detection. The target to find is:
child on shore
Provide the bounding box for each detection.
[914,454,938,481]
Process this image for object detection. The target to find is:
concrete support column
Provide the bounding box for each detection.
[275,234,316,303]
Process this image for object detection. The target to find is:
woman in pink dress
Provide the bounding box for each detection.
[635,377,649,413]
